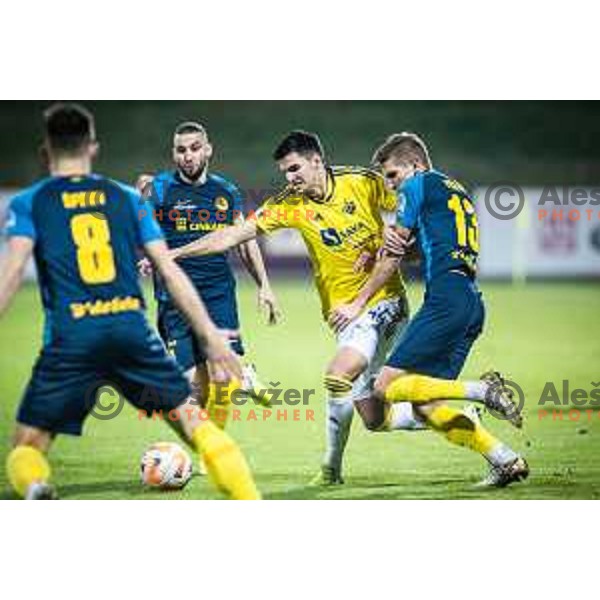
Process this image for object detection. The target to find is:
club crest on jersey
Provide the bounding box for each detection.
[342,199,356,215]
[215,196,229,211]
[320,228,342,247]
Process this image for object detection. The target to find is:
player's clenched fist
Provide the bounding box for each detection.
[383,225,413,257]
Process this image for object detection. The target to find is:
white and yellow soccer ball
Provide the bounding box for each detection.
[140,442,193,490]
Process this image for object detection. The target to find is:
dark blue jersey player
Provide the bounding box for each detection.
[0,103,260,500]
[350,132,528,489]
[136,122,280,418]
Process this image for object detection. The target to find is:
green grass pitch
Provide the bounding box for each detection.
[1,279,599,499]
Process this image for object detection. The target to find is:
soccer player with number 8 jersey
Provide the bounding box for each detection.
[0,103,260,500]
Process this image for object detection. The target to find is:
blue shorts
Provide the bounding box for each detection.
[157,284,244,372]
[386,271,485,379]
[16,313,190,436]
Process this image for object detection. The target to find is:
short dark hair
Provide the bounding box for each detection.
[372,132,432,170]
[43,102,95,154]
[273,130,324,161]
[174,121,207,137]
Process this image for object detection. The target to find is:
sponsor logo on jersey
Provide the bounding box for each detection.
[320,228,342,247]
[173,199,196,210]
[215,196,229,211]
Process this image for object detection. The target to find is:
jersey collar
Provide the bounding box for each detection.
[309,167,335,204]
[175,168,208,186]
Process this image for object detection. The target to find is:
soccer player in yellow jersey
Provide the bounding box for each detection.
[170,130,425,484]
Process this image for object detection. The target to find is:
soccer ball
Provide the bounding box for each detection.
[140,442,193,490]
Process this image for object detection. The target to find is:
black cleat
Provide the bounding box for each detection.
[480,370,524,429]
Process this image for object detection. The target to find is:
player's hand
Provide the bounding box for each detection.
[328,301,363,334]
[258,285,282,325]
[383,225,413,257]
[138,257,153,277]
[136,174,155,198]
[204,333,243,384]
[353,250,376,273]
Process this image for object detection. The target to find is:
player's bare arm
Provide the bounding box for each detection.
[328,226,412,333]
[144,238,242,383]
[135,174,156,277]
[236,237,282,325]
[170,219,259,260]
[0,237,34,317]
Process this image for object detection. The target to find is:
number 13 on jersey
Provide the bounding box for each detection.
[448,194,479,253]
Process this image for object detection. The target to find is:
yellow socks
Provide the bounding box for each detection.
[206,380,238,430]
[6,446,51,498]
[192,421,261,500]
[385,374,468,404]
[425,404,499,459]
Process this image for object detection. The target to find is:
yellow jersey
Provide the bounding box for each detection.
[254,166,405,319]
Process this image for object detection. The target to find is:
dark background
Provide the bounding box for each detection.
[1,101,599,193]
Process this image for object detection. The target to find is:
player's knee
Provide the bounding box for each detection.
[12,425,52,452]
[373,368,407,397]
[324,372,354,399]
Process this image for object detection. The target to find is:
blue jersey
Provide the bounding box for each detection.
[148,171,243,302]
[396,170,479,283]
[5,174,163,344]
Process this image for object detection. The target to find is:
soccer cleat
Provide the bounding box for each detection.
[474,457,530,489]
[25,482,58,500]
[480,370,523,429]
[241,364,272,408]
[309,465,345,486]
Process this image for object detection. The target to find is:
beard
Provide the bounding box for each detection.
[179,160,207,183]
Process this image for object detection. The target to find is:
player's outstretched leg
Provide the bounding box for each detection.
[168,391,261,500]
[6,425,57,500]
[384,371,523,428]
[415,401,529,488]
[356,368,529,488]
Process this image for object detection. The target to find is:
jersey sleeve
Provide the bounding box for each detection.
[124,184,164,245]
[4,191,36,240]
[396,174,425,229]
